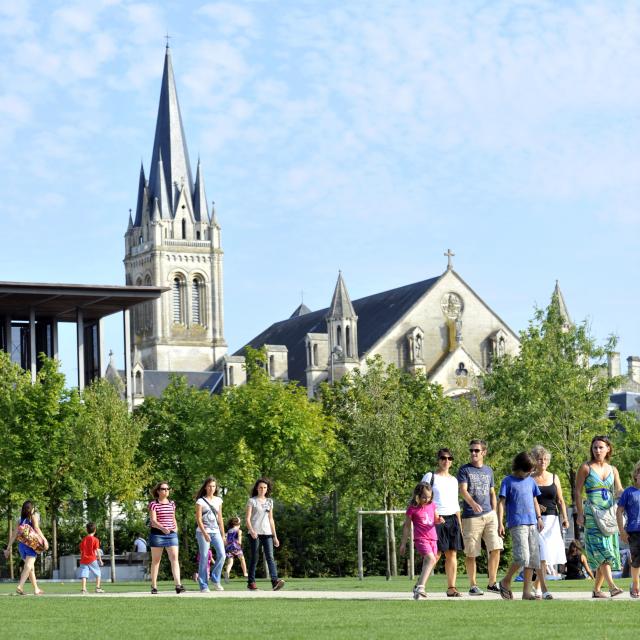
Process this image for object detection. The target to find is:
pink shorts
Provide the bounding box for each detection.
[415,538,438,557]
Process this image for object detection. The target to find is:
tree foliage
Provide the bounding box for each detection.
[481,292,618,498]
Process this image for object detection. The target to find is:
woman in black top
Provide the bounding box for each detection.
[531,445,570,599]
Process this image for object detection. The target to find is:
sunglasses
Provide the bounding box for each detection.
[469,449,483,453]
[439,456,454,461]
[159,487,171,491]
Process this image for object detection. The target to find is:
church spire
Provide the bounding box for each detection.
[147,46,193,218]
[133,162,147,227]
[552,280,572,326]
[327,271,357,320]
[193,159,209,222]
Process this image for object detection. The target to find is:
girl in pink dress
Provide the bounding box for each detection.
[400,483,444,599]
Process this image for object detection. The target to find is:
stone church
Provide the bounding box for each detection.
[233,254,521,397]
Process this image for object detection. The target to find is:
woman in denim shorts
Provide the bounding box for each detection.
[148,481,185,594]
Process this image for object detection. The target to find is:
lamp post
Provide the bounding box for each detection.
[330,344,343,384]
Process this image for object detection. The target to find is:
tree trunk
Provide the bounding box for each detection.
[51,511,58,577]
[7,513,14,580]
[386,495,397,577]
[384,513,391,580]
[109,500,116,583]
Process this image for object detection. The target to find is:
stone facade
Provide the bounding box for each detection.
[124,47,226,375]
[237,260,520,397]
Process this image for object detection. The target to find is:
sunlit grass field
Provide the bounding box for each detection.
[1,576,637,640]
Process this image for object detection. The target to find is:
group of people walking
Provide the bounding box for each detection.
[4,437,640,600]
[400,435,640,600]
[148,476,284,594]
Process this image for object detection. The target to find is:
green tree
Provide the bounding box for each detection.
[219,347,336,505]
[482,292,618,508]
[136,374,216,550]
[321,356,464,576]
[76,378,148,581]
[0,351,32,578]
[17,356,82,573]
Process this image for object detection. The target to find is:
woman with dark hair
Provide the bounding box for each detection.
[421,448,464,596]
[574,435,623,598]
[195,476,226,593]
[245,478,284,591]
[148,481,185,594]
[3,501,48,595]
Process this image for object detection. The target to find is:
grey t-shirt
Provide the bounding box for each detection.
[457,464,494,518]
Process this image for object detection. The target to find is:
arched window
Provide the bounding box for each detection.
[336,326,342,347]
[134,371,142,396]
[269,355,275,377]
[227,365,234,386]
[181,218,187,239]
[173,277,184,323]
[346,326,352,357]
[313,343,318,366]
[192,279,201,324]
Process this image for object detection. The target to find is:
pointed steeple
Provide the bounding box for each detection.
[155,148,171,219]
[327,271,356,320]
[211,201,220,228]
[148,46,194,218]
[193,159,209,222]
[290,303,311,318]
[133,162,147,227]
[552,280,572,326]
[127,209,133,230]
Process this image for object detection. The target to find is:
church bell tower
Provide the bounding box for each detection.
[124,47,226,371]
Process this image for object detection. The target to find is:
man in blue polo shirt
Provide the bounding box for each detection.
[617,461,640,599]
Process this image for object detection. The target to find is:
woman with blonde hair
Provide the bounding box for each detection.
[530,445,569,599]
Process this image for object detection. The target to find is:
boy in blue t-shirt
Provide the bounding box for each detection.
[496,452,544,600]
[617,461,640,599]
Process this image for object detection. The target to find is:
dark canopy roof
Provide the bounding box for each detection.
[0,281,166,323]
[237,276,440,384]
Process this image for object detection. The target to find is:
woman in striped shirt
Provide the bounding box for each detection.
[149,481,185,594]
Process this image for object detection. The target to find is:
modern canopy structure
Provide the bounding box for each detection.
[0,280,166,407]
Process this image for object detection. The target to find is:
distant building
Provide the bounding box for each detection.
[122,47,225,400]
[234,252,520,397]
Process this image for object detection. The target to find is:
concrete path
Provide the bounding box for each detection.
[29,589,633,601]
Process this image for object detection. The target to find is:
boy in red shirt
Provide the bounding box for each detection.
[78,522,104,593]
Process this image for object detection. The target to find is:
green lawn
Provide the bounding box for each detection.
[1,576,637,640]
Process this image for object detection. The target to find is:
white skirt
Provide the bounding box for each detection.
[538,514,567,566]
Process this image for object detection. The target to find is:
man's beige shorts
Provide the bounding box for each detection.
[461,511,504,557]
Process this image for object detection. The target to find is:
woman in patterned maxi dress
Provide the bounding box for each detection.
[574,435,623,598]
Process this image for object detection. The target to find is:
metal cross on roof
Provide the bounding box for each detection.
[444,248,455,270]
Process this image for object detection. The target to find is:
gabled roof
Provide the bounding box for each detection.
[237,276,440,385]
[147,46,193,219]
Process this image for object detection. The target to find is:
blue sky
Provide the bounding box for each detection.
[1,0,638,382]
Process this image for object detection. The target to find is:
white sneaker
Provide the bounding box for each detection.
[413,586,427,600]
[200,587,210,593]
[212,583,224,591]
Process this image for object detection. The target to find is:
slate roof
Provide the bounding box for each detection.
[289,303,311,318]
[237,276,440,385]
[143,371,224,397]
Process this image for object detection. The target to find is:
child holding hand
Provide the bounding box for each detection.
[399,483,444,599]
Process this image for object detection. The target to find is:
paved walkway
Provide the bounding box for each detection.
[31,589,629,600]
